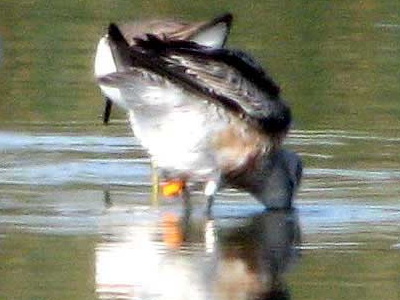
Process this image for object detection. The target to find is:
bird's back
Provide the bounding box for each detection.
[97,25,290,183]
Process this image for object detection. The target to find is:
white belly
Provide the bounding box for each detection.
[126,84,229,178]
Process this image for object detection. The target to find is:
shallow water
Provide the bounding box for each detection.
[1,125,399,299]
[1,0,400,299]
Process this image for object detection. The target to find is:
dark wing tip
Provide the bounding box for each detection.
[212,12,233,28]
[133,33,166,50]
[134,33,204,53]
[259,102,292,133]
[108,23,128,46]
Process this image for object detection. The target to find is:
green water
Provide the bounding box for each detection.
[1,0,399,131]
[0,1,399,299]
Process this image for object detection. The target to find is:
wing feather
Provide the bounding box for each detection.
[101,25,291,133]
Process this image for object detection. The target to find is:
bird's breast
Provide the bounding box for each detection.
[211,118,270,175]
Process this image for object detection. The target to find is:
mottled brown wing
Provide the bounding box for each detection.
[164,49,280,118]
[106,25,291,133]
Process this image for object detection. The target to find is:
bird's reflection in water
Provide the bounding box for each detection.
[213,210,300,300]
[96,193,301,300]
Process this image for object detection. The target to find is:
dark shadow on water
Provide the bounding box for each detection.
[96,193,301,300]
[103,189,113,209]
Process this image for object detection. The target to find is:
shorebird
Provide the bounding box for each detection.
[94,13,233,124]
[95,17,302,211]
[94,13,234,205]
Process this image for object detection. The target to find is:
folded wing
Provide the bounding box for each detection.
[98,24,291,134]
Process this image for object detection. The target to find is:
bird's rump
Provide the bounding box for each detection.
[98,25,291,134]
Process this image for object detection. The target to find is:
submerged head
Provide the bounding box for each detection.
[256,149,302,209]
[226,149,302,209]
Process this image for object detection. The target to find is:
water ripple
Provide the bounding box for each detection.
[0,131,140,153]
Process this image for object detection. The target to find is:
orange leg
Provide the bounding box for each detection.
[161,179,186,198]
[150,160,160,207]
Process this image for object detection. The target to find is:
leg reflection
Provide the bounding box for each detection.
[95,197,301,300]
[103,189,112,208]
